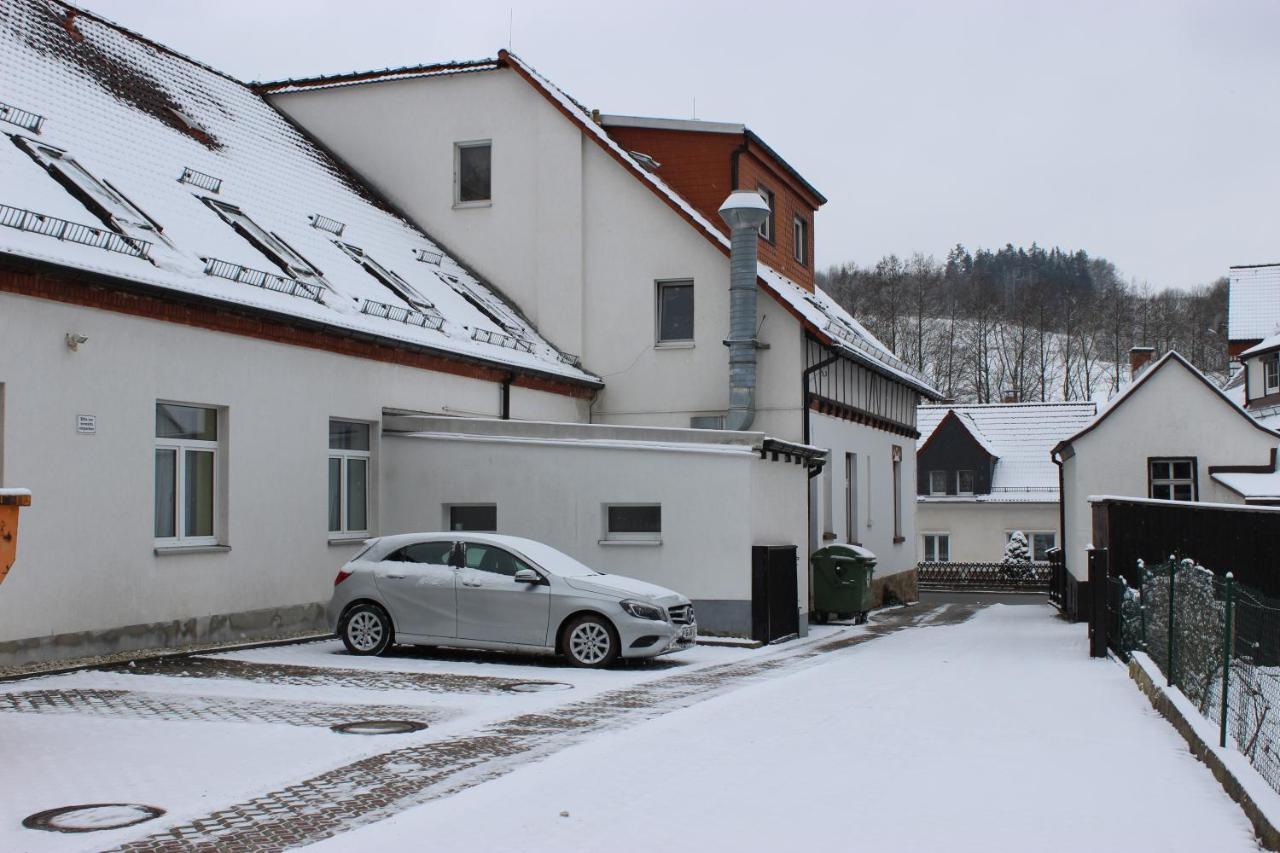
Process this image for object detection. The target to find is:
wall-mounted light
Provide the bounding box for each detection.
[65,333,88,351]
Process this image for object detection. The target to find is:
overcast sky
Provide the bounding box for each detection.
[77,0,1280,290]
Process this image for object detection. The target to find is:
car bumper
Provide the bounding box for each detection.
[617,617,697,659]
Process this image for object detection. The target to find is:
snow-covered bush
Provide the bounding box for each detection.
[1001,531,1032,579]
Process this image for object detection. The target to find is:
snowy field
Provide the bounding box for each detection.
[0,605,1263,852]
[311,605,1261,853]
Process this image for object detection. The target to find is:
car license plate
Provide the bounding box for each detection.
[679,625,696,641]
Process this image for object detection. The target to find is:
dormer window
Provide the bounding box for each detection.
[13,136,161,237]
[928,470,948,496]
[956,470,975,495]
[454,140,492,206]
[201,198,326,288]
[1265,354,1279,395]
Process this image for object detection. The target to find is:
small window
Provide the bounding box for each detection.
[202,198,326,287]
[463,542,534,577]
[15,137,160,236]
[656,280,694,344]
[447,504,497,532]
[928,470,948,496]
[455,140,492,205]
[793,215,808,266]
[329,420,371,537]
[155,402,220,545]
[956,470,975,495]
[1266,355,1279,395]
[1149,458,1196,502]
[604,504,662,543]
[1031,533,1056,561]
[757,184,775,242]
[922,533,950,562]
[388,541,454,565]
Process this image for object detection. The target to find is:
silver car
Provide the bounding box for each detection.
[328,533,697,668]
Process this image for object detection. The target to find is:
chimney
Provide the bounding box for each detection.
[718,191,771,430]
[1129,347,1156,380]
[1000,388,1018,404]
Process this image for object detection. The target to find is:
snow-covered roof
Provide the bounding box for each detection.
[0,1,595,386]
[496,51,942,401]
[1228,263,1280,343]
[1241,332,1280,359]
[917,401,1097,496]
[253,59,501,96]
[1212,469,1280,502]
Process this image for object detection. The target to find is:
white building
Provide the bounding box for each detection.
[915,402,1097,563]
[264,50,943,607]
[1053,351,1279,582]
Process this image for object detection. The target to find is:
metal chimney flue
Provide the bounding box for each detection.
[718,191,771,431]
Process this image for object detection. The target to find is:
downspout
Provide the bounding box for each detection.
[1052,445,1067,571]
[718,191,771,431]
[500,373,512,420]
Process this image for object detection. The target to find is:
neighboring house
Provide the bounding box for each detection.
[1228,262,1280,357]
[915,402,1097,563]
[1052,351,1280,582]
[262,52,944,607]
[0,1,813,663]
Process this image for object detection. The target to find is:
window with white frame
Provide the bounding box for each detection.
[928,470,948,495]
[446,504,497,532]
[1266,355,1279,395]
[757,184,775,242]
[454,140,492,205]
[956,469,975,495]
[155,402,220,545]
[845,452,859,545]
[603,504,662,543]
[1149,458,1196,502]
[1005,531,1056,561]
[922,533,950,562]
[793,215,808,266]
[656,280,694,344]
[329,420,370,537]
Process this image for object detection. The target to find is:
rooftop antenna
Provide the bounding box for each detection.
[692,96,697,119]
[508,9,513,50]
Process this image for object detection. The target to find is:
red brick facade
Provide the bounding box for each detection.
[0,261,599,399]
[604,125,822,290]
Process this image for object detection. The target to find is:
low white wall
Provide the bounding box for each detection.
[915,501,1058,563]
[380,427,809,633]
[0,292,584,661]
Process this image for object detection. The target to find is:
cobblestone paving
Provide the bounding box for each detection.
[103,656,568,694]
[0,688,447,728]
[110,603,976,852]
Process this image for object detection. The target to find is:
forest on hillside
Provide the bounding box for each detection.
[818,244,1228,404]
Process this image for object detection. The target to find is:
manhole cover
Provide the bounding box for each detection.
[505,681,574,693]
[23,803,165,833]
[330,719,428,735]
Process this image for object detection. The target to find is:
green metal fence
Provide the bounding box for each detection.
[1113,558,1280,795]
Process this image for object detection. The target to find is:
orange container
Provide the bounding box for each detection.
[0,490,31,587]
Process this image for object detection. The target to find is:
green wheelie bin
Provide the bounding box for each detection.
[811,544,876,624]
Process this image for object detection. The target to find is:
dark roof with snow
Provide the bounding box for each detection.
[0,1,596,386]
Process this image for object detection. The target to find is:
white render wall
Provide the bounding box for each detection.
[0,291,585,660]
[1060,360,1278,580]
[915,501,1059,563]
[809,411,917,581]
[269,71,806,442]
[380,427,809,634]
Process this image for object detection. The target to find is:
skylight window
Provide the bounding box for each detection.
[335,242,432,311]
[438,271,524,336]
[200,197,328,288]
[13,136,161,237]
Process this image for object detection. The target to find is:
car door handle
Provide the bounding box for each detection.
[383,573,407,580]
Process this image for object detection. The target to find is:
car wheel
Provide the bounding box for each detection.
[812,610,829,625]
[563,614,619,668]
[340,603,393,656]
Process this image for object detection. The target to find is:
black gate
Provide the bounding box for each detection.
[752,545,799,644]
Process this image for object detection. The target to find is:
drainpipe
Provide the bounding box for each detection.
[500,373,513,420]
[718,191,771,431]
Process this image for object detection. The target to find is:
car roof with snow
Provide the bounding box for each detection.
[0,0,597,387]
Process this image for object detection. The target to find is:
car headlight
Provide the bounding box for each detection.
[619,599,667,621]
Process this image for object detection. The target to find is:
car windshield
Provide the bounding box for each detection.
[512,539,600,577]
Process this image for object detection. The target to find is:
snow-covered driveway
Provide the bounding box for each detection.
[314,604,1261,853]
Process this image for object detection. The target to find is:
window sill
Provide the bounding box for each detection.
[329,537,369,547]
[452,200,492,210]
[654,342,695,350]
[598,539,662,547]
[154,544,230,556]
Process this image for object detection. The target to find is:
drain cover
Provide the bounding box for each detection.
[330,719,427,735]
[505,681,574,693]
[23,803,165,833]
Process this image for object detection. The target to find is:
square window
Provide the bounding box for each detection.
[455,141,492,204]
[923,533,949,562]
[1149,458,1195,502]
[155,402,220,545]
[928,470,948,495]
[956,470,975,495]
[604,504,662,542]
[448,504,497,532]
[657,280,694,343]
[1031,533,1056,561]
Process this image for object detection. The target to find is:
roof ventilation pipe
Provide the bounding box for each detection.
[718,191,771,431]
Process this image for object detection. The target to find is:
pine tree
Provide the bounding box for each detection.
[1003,530,1031,564]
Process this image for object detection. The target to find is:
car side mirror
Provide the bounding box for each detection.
[513,568,540,584]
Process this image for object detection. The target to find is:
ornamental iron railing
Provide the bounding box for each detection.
[917,561,1052,592]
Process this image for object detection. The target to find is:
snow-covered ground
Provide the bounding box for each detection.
[310,605,1261,853]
